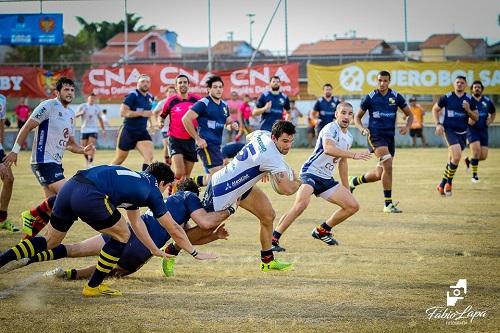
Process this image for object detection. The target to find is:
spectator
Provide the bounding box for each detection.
[15,97,31,150]
[286,100,303,126]
[405,97,427,147]
[101,109,111,129]
[239,94,253,133]
[226,91,243,142]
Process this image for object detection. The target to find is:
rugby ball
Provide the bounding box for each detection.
[270,163,296,195]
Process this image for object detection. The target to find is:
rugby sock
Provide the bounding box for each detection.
[352,175,366,187]
[316,222,332,235]
[260,249,274,264]
[68,269,78,280]
[471,158,479,178]
[142,163,149,171]
[384,190,392,207]
[28,244,67,264]
[272,230,282,243]
[0,237,47,268]
[89,156,94,163]
[165,243,181,256]
[88,238,126,288]
[192,175,206,187]
[440,164,450,188]
[446,163,458,185]
[30,196,56,224]
[0,210,7,223]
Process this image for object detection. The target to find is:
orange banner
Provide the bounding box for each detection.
[82,63,300,99]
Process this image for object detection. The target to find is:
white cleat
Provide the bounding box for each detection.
[43,267,65,278]
[471,177,480,183]
[0,258,29,273]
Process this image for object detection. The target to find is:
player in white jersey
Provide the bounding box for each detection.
[4,78,95,239]
[272,103,371,251]
[76,93,105,168]
[153,85,176,165]
[0,93,18,232]
[202,120,301,271]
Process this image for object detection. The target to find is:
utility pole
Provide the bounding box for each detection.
[124,0,128,64]
[246,13,255,47]
[39,0,43,68]
[208,0,212,71]
[284,0,289,63]
[403,0,408,61]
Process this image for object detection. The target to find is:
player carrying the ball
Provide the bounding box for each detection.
[201,120,301,271]
[272,103,371,251]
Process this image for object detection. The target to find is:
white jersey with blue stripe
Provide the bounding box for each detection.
[210,130,288,210]
[78,103,102,134]
[301,121,353,179]
[0,94,6,120]
[30,98,75,165]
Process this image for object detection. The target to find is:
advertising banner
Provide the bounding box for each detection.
[307,61,500,95]
[0,14,64,45]
[82,63,300,99]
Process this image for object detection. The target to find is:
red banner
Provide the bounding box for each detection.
[0,66,74,98]
[82,63,299,99]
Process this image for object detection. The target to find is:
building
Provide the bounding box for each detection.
[292,38,399,58]
[419,34,487,62]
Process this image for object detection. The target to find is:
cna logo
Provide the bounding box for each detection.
[447,279,467,306]
[339,65,364,91]
[425,279,487,325]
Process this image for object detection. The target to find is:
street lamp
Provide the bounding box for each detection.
[246,13,255,47]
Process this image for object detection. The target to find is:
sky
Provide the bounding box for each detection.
[0,0,499,53]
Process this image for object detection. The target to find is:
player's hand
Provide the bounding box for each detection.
[151,248,173,259]
[435,124,444,136]
[399,126,409,135]
[261,173,270,183]
[214,222,229,240]
[193,251,217,260]
[83,144,96,155]
[360,127,370,136]
[462,100,470,111]
[352,151,371,161]
[264,101,272,112]
[3,152,18,167]
[468,118,476,126]
[195,137,207,149]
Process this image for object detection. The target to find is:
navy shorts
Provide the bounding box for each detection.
[409,128,423,138]
[368,133,395,157]
[81,132,98,140]
[444,129,467,150]
[169,137,197,162]
[300,173,339,199]
[221,142,245,159]
[31,163,65,186]
[101,231,153,273]
[161,131,169,139]
[467,127,488,147]
[50,174,121,233]
[197,144,224,170]
[117,126,152,151]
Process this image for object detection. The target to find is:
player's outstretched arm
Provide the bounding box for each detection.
[323,138,371,161]
[190,207,233,230]
[157,211,217,260]
[127,209,169,259]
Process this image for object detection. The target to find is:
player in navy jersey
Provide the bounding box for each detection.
[253,76,291,132]
[182,75,239,174]
[4,179,231,279]
[111,74,155,171]
[464,81,496,183]
[0,163,215,297]
[311,83,341,133]
[349,71,413,213]
[433,76,479,196]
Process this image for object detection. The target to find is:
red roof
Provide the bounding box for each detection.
[211,40,247,55]
[465,38,485,48]
[292,39,386,56]
[419,34,460,49]
[107,30,166,45]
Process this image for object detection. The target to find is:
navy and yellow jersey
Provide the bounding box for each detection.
[469,96,495,129]
[313,96,341,125]
[360,89,407,136]
[438,92,478,132]
[256,91,290,131]
[122,89,154,130]
[78,165,167,218]
[191,96,229,146]
[141,191,203,247]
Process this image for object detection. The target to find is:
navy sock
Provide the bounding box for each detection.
[260,249,274,263]
[384,190,392,207]
[28,244,67,264]
[142,163,149,171]
[352,175,366,187]
[0,237,47,268]
[272,230,282,241]
[165,243,181,256]
[88,238,126,288]
[447,162,458,185]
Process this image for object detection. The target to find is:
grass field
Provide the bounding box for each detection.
[0,148,498,333]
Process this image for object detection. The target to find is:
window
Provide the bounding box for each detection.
[149,41,157,57]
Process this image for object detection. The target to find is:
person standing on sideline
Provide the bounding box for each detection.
[464,80,496,182]
[226,91,244,142]
[404,97,427,147]
[311,83,341,134]
[239,94,253,133]
[76,93,106,167]
[286,100,303,127]
[349,70,413,213]
[433,76,479,196]
[253,76,290,132]
[0,93,18,232]
[3,78,95,238]
[111,74,155,171]
[15,97,31,150]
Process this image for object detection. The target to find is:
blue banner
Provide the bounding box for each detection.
[0,13,64,45]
